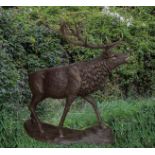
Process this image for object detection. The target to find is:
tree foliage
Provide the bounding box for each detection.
[1,6,154,99]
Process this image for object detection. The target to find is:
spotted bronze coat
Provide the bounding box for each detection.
[77,58,108,96]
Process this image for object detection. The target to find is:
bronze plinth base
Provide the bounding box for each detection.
[24,120,114,145]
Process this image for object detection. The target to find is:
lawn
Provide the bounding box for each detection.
[1,97,155,148]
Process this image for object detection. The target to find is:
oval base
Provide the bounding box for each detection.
[24,119,114,145]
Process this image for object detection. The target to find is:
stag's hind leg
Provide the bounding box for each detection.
[58,95,76,138]
[28,95,44,134]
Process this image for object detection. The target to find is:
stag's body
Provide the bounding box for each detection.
[28,21,128,137]
[29,57,110,100]
[29,53,128,137]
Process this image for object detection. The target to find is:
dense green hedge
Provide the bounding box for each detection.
[0,7,154,100]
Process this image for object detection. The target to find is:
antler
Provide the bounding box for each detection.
[60,21,123,50]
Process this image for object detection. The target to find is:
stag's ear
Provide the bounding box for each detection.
[102,50,112,59]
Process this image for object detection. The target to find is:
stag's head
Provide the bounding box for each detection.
[60,21,129,68]
[102,50,128,69]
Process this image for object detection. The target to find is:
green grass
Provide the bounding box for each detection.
[1,98,155,148]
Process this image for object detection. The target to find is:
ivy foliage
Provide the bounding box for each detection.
[0,6,155,103]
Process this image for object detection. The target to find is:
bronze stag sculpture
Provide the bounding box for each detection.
[28,22,128,138]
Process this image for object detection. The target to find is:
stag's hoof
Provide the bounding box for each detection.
[40,128,45,134]
[30,119,46,134]
[58,129,64,138]
[40,129,49,141]
[98,123,107,129]
[53,131,64,144]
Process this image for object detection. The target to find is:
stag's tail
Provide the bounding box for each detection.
[28,71,45,95]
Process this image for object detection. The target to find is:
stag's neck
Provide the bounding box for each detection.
[78,56,111,96]
[86,56,111,74]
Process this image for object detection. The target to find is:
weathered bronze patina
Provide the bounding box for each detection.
[25,22,128,144]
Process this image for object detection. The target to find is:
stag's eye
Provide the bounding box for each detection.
[112,57,117,60]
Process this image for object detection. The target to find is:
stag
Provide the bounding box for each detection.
[28,22,128,137]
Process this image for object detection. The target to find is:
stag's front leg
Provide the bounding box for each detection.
[83,95,103,127]
[58,95,76,138]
